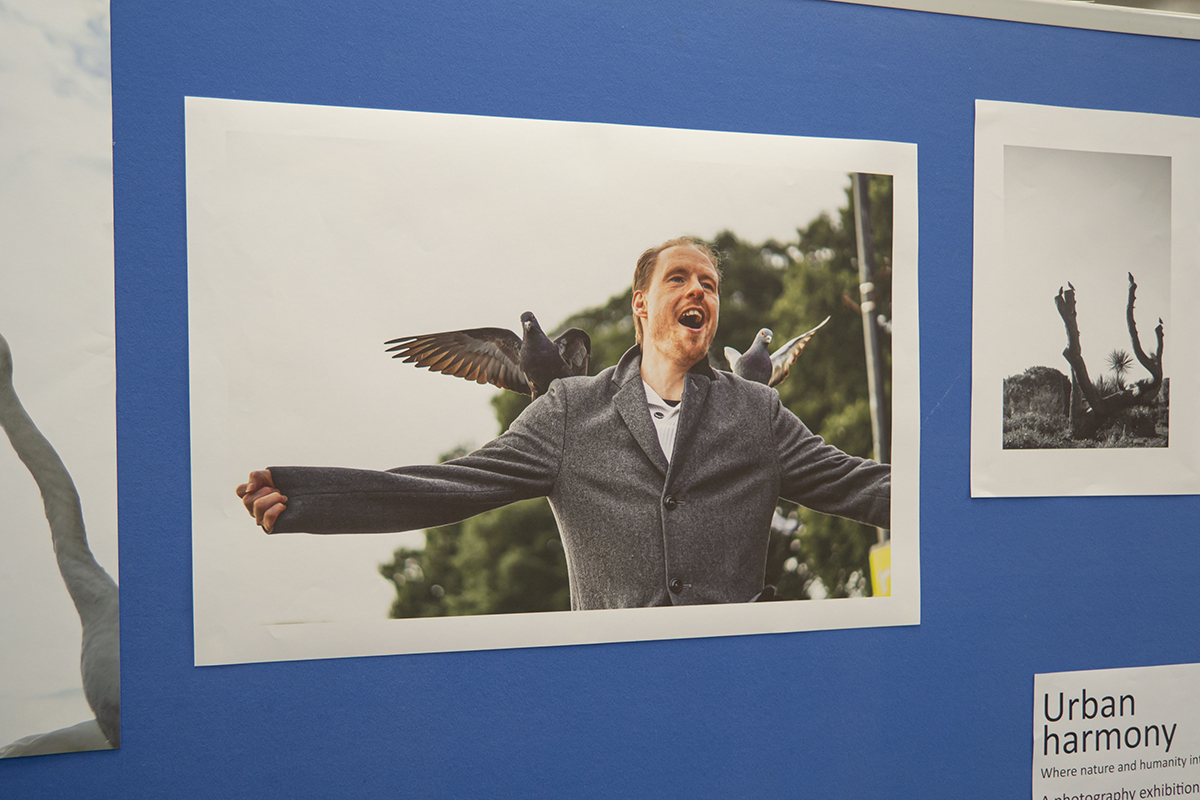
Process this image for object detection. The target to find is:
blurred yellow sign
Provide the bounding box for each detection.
[870,542,891,597]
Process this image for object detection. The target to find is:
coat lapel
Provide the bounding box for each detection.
[668,368,712,478]
[610,346,716,477]
[612,347,669,475]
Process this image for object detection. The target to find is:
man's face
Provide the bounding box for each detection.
[633,244,720,369]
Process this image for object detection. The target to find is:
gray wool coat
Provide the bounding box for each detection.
[268,346,890,609]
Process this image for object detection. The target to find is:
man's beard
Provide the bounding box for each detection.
[647,316,713,368]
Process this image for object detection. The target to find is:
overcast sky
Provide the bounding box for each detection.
[999,145,1171,381]
[0,0,116,748]
[187,98,913,663]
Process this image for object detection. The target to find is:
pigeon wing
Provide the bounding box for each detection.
[723,346,743,371]
[555,328,592,377]
[768,316,831,388]
[385,327,531,395]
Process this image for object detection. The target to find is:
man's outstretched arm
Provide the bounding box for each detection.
[772,395,890,529]
[235,379,570,536]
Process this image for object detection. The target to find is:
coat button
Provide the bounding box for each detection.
[669,578,683,594]
[663,495,677,510]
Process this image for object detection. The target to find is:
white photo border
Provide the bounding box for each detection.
[826,0,1200,42]
[971,99,1200,497]
[186,97,920,664]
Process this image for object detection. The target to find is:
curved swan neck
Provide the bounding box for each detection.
[0,333,120,749]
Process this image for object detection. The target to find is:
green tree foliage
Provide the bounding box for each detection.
[762,175,893,599]
[381,174,892,614]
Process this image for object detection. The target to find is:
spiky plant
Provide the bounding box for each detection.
[1107,348,1133,390]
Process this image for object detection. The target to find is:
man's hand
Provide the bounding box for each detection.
[236,469,288,532]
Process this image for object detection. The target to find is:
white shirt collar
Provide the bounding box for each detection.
[643,381,680,462]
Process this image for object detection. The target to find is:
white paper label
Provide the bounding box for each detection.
[1034,663,1200,800]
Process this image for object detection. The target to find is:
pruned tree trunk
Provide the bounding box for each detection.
[1055,273,1164,440]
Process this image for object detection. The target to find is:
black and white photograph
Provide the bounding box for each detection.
[1001,145,1169,451]
[972,100,1200,497]
[0,0,119,757]
[187,98,920,665]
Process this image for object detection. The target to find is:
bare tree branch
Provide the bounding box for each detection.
[1055,275,1165,440]
[1126,272,1164,383]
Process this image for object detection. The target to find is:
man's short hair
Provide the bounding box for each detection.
[632,237,721,344]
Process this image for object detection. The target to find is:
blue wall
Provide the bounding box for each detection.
[6,1,1199,796]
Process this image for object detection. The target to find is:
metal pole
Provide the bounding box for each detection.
[852,173,890,543]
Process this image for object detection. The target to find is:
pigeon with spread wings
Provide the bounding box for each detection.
[385,311,591,399]
[724,316,831,388]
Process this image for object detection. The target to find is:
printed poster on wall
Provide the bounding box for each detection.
[0,0,119,757]
[972,99,1200,497]
[186,97,921,664]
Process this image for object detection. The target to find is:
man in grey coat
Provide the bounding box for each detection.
[238,237,890,608]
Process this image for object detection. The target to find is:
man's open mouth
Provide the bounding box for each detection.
[679,309,705,330]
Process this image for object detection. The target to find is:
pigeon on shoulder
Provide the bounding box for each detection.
[385,312,591,399]
[724,316,830,388]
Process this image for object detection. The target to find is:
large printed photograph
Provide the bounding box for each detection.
[187,98,919,664]
[971,100,1200,497]
[0,0,119,757]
